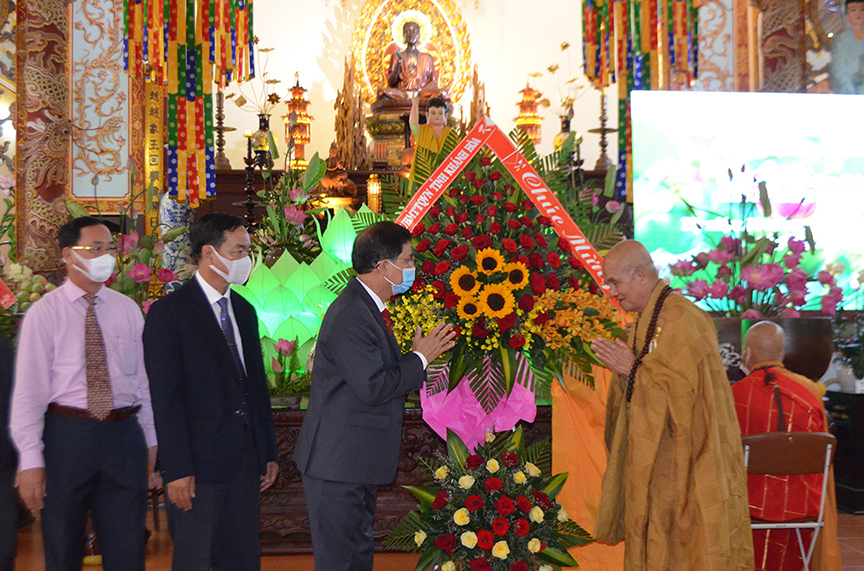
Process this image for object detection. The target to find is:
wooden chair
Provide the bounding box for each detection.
[742,432,835,571]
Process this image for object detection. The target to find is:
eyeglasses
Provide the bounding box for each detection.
[71,245,120,256]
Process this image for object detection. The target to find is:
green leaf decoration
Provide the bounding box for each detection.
[259,287,304,335]
[270,250,301,283]
[242,264,281,307]
[805,225,816,251]
[537,546,580,568]
[758,180,772,218]
[272,317,313,348]
[283,263,323,299]
[531,366,555,400]
[498,345,517,396]
[267,130,280,160]
[161,226,189,243]
[256,317,271,339]
[446,429,470,469]
[301,152,326,192]
[319,208,357,265]
[541,472,569,500]
[402,486,439,510]
[308,251,340,282]
[302,285,338,320]
[467,356,506,414]
[414,547,443,571]
[381,174,411,216]
[524,440,552,476]
[65,199,91,219]
[351,204,389,235]
[382,510,428,552]
[322,267,357,296]
[557,520,594,549]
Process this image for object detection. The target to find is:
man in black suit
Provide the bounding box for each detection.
[144,213,278,571]
[294,221,456,571]
[0,335,15,571]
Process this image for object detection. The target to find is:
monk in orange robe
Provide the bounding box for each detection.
[731,321,842,571]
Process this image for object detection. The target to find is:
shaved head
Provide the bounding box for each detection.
[743,321,785,369]
[602,240,660,313]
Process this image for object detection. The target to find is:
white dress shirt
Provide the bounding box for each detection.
[357,278,427,369]
[194,272,245,371]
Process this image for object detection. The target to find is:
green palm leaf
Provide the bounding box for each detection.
[524,440,552,476]
[382,510,428,552]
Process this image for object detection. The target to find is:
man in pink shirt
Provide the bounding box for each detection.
[10,217,157,571]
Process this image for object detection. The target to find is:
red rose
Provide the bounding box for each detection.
[534,233,548,249]
[495,495,516,516]
[568,255,583,270]
[472,321,490,339]
[461,227,474,240]
[521,200,533,210]
[431,280,447,297]
[533,490,553,509]
[517,295,534,312]
[547,251,562,268]
[520,216,535,228]
[471,195,486,205]
[434,533,457,553]
[411,279,427,293]
[492,517,509,536]
[507,219,521,230]
[485,477,503,492]
[470,558,491,571]
[433,491,449,510]
[455,212,469,224]
[444,223,459,236]
[515,495,532,513]
[476,531,495,551]
[511,562,529,571]
[497,313,516,332]
[545,273,561,291]
[433,239,451,257]
[502,238,518,254]
[537,215,552,226]
[447,188,459,198]
[489,222,502,235]
[430,205,442,217]
[486,205,498,217]
[508,334,526,349]
[446,206,456,218]
[491,191,504,201]
[516,254,529,265]
[515,519,530,538]
[489,171,502,182]
[501,451,519,467]
[472,179,486,189]
[428,222,442,234]
[528,253,545,271]
[503,202,519,213]
[444,292,460,309]
[458,195,470,204]
[415,239,431,253]
[480,156,492,166]
[465,495,484,512]
[464,171,477,181]
[530,274,546,295]
[558,238,572,253]
[589,282,599,295]
[466,455,484,469]
[568,275,579,289]
[475,214,486,225]
[412,223,425,237]
[421,260,436,274]
[519,234,535,251]
[472,235,492,250]
[434,262,452,276]
[534,312,550,325]
[451,245,469,261]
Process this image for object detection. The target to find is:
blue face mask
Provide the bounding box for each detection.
[384,260,416,295]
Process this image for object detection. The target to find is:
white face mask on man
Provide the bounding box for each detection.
[70,250,117,283]
[209,246,253,285]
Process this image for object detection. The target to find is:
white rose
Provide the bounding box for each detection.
[441,562,456,571]
[459,475,475,489]
[491,540,510,560]
[486,459,500,473]
[434,465,449,480]
[528,537,543,553]
[453,507,471,526]
[557,507,569,522]
[414,530,427,547]
[529,506,545,523]
[525,462,541,477]
[485,432,496,443]
[460,531,478,549]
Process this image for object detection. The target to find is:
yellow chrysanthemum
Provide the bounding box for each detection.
[450,266,481,297]
[478,284,516,319]
[476,248,505,275]
[502,261,529,290]
[457,297,481,320]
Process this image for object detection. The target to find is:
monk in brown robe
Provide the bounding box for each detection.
[591,240,754,571]
[732,321,842,571]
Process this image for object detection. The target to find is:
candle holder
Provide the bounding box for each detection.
[241,131,258,228]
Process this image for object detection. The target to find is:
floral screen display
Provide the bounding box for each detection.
[632,90,864,313]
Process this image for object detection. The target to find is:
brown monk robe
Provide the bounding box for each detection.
[591,241,753,571]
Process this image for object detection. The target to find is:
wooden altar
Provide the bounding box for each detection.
[259,406,552,555]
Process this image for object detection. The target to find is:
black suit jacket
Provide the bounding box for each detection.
[293,277,425,486]
[0,335,15,473]
[143,278,277,485]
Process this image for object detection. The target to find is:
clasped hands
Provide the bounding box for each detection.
[412,322,457,365]
[166,461,279,511]
[591,337,636,378]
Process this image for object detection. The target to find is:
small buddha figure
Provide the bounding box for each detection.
[407,95,460,190]
[318,142,357,198]
[373,21,449,112]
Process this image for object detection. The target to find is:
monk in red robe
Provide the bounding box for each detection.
[731,321,842,571]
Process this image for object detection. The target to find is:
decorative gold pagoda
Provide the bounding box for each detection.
[514,83,543,146]
[283,73,313,168]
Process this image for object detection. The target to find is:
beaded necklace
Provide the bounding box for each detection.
[626,285,673,405]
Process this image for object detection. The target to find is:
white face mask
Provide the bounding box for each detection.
[209,246,252,285]
[71,250,116,283]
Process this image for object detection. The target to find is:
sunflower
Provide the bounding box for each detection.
[457,296,481,321]
[450,266,481,297]
[502,261,530,290]
[478,283,516,319]
[476,248,506,275]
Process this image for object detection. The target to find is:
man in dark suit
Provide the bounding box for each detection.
[144,213,278,571]
[294,221,456,571]
[0,334,16,571]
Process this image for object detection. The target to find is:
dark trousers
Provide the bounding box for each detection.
[165,433,261,571]
[0,468,16,571]
[42,411,147,571]
[302,473,377,571]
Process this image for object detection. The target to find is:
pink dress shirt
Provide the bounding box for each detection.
[10,280,157,471]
